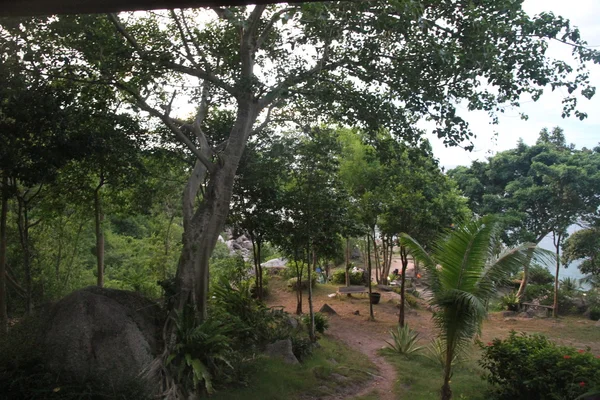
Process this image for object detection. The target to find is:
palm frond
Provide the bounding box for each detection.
[431,216,497,295]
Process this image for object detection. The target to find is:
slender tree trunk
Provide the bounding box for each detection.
[17,194,33,315]
[93,179,105,288]
[345,237,350,287]
[294,256,303,315]
[307,245,315,342]
[381,234,388,285]
[516,234,545,299]
[367,234,374,321]
[372,228,381,284]
[441,345,453,400]
[251,235,260,299]
[257,239,263,301]
[398,246,409,327]
[63,218,85,290]
[0,174,8,333]
[552,231,562,318]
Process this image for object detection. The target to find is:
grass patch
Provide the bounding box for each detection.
[382,347,490,400]
[211,337,376,400]
[354,391,380,400]
[538,317,600,343]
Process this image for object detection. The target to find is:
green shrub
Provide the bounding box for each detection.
[331,269,365,285]
[405,293,419,308]
[290,334,313,361]
[540,288,578,315]
[523,283,553,302]
[479,331,600,400]
[589,306,600,321]
[500,292,520,311]
[385,324,423,357]
[287,276,317,290]
[301,312,329,334]
[282,261,310,280]
[170,307,236,395]
[528,264,554,285]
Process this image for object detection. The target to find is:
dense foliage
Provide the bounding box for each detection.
[479,332,600,400]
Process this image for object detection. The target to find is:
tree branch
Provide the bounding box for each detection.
[246,5,267,46]
[179,10,206,64]
[170,9,198,67]
[108,13,238,98]
[107,13,145,54]
[255,7,296,51]
[249,102,276,137]
[259,55,346,109]
[115,82,216,174]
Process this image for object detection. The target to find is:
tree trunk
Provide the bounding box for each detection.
[251,235,259,297]
[257,239,263,300]
[17,194,33,315]
[372,228,381,284]
[173,101,258,322]
[93,179,105,288]
[294,257,303,315]
[552,231,562,318]
[441,341,454,400]
[345,237,350,287]
[367,234,374,321]
[307,245,316,342]
[250,235,263,301]
[516,234,546,299]
[398,246,409,327]
[0,174,8,333]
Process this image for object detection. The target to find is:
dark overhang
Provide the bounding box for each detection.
[0,0,300,17]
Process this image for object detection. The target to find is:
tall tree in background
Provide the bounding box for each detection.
[276,128,350,339]
[562,223,600,281]
[449,128,600,304]
[8,0,600,327]
[230,133,294,300]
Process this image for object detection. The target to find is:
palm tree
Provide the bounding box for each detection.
[400,216,551,400]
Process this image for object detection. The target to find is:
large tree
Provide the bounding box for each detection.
[6,0,600,326]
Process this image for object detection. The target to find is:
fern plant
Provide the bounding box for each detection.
[385,324,423,357]
[167,306,235,396]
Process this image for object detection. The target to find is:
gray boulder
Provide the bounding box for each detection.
[43,286,162,393]
[265,339,299,365]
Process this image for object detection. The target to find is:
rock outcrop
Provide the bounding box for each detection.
[43,286,162,393]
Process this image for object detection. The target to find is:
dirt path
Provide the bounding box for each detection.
[325,314,397,400]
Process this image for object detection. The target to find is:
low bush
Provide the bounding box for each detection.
[290,334,313,361]
[331,269,365,285]
[539,288,579,315]
[302,312,329,334]
[405,293,420,308]
[385,324,423,357]
[287,276,317,290]
[479,331,600,400]
[589,306,600,321]
[528,264,555,285]
[523,283,553,302]
[500,292,520,311]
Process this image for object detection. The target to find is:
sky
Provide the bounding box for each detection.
[429,0,600,170]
